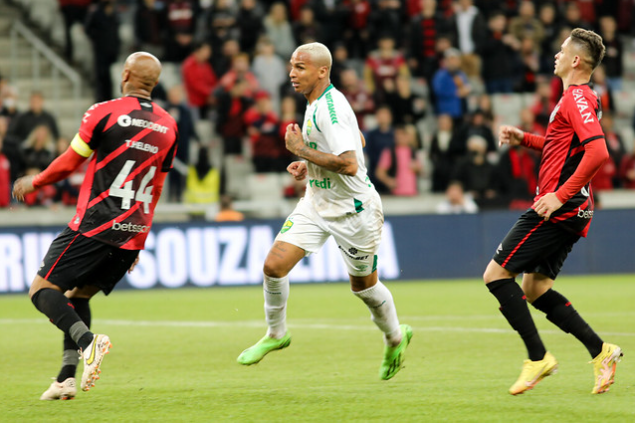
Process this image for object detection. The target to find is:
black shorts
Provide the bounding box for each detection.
[38,227,139,295]
[493,209,580,280]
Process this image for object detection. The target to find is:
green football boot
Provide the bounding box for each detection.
[237,333,291,365]
[380,324,413,380]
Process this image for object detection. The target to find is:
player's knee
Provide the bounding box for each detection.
[263,259,286,279]
[483,261,512,285]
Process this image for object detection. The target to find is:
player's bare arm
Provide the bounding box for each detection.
[285,123,358,176]
[287,161,308,181]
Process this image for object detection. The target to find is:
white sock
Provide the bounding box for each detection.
[354,281,402,346]
[263,274,289,339]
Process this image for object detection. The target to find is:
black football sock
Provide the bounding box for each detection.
[488,278,547,361]
[31,288,94,350]
[58,298,92,382]
[532,289,603,358]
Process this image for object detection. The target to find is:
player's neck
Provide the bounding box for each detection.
[561,70,591,91]
[305,79,332,104]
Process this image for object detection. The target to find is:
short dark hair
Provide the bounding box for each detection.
[570,28,605,70]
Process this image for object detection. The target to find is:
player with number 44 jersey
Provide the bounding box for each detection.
[12,52,178,400]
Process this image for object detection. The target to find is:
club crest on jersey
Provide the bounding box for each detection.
[280,219,294,234]
[306,119,313,136]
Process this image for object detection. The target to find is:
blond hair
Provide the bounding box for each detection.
[294,42,332,71]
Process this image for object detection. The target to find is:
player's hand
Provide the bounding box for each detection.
[533,192,563,221]
[128,254,140,274]
[498,125,524,148]
[285,123,304,156]
[12,175,36,202]
[287,161,307,181]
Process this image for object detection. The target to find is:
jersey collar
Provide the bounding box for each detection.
[317,84,334,101]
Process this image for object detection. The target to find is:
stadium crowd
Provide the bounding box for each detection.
[1,0,635,212]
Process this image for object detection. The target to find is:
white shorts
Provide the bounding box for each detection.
[275,194,384,277]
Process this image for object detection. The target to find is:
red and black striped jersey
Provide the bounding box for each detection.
[68,96,178,249]
[537,83,604,237]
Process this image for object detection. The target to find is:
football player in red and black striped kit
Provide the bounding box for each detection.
[13,52,178,400]
[483,29,623,396]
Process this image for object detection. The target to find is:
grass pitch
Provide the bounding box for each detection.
[1,275,634,422]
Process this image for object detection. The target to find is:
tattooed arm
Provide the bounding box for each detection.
[284,123,358,176]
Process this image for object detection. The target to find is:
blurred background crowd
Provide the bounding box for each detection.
[1,0,635,217]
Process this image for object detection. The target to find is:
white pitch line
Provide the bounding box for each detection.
[1,318,635,338]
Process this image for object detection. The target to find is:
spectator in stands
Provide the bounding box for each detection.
[591,65,614,113]
[0,133,10,207]
[212,38,241,78]
[450,0,487,78]
[0,85,19,123]
[431,48,470,123]
[342,0,371,59]
[451,134,497,208]
[339,68,374,131]
[279,95,303,152]
[436,180,478,214]
[237,0,264,55]
[480,10,520,94]
[181,42,218,119]
[292,5,322,46]
[429,113,455,192]
[164,0,197,62]
[166,85,198,202]
[263,2,297,59]
[215,78,253,155]
[215,195,245,222]
[204,0,238,55]
[364,105,394,194]
[245,91,288,173]
[22,125,56,176]
[591,156,617,192]
[567,0,599,28]
[133,0,167,58]
[601,112,626,188]
[310,0,348,49]
[367,0,403,46]
[537,2,560,73]
[57,0,92,62]
[8,92,59,141]
[619,150,635,189]
[330,43,357,89]
[219,53,260,97]
[451,108,497,156]
[519,106,545,137]
[0,116,23,183]
[252,37,288,113]
[84,0,120,102]
[514,36,540,93]
[494,144,538,210]
[364,34,410,104]
[407,0,451,83]
[530,78,556,131]
[384,74,426,126]
[508,1,544,49]
[476,93,496,128]
[562,2,592,31]
[598,16,623,91]
[375,124,422,196]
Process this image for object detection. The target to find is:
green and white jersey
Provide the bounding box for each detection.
[302,84,377,218]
